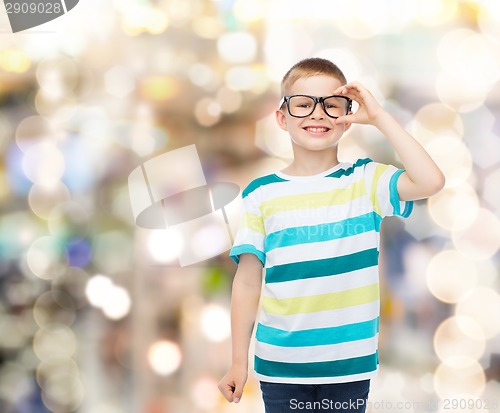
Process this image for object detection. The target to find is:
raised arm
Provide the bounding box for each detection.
[218,253,263,404]
[334,82,445,201]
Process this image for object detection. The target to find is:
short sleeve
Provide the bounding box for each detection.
[363,161,413,219]
[229,184,266,266]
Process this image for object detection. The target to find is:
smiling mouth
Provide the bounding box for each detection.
[304,127,330,133]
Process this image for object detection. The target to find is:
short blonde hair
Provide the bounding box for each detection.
[281,58,347,96]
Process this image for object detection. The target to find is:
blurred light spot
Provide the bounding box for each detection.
[122,5,169,35]
[216,87,242,113]
[101,286,131,320]
[33,325,76,361]
[0,49,31,73]
[140,76,179,102]
[194,97,221,127]
[225,66,257,91]
[26,236,67,280]
[434,358,485,398]
[190,376,220,410]
[65,238,92,268]
[48,201,90,240]
[217,31,257,64]
[0,315,30,349]
[191,224,228,261]
[427,184,479,231]
[433,317,485,366]
[233,0,267,23]
[483,167,500,211]
[105,65,136,98]
[436,29,500,112]
[452,208,500,260]
[333,1,390,39]
[413,0,458,26]
[455,287,500,339]
[316,48,363,83]
[255,113,293,159]
[478,0,500,37]
[85,275,114,309]
[51,267,90,310]
[192,16,224,39]
[36,358,79,392]
[41,373,85,412]
[36,56,79,99]
[28,182,71,220]
[0,212,40,261]
[22,141,66,187]
[188,63,218,90]
[15,116,55,153]
[426,250,478,303]
[148,340,182,376]
[424,134,472,188]
[5,143,36,196]
[200,303,230,342]
[411,103,464,146]
[147,229,184,264]
[33,291,76,328]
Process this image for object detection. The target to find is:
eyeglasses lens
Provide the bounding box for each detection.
[288,96,349,118]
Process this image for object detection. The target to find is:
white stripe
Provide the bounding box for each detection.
[254,369,378,384]
[258,301,380,331]
[265,230,378,268]
[255,335,378,364]
[260,164,363,199]
[232,227,264,247]
[60,0,68,13]
[262,265,379,300]
[263,196,372,233]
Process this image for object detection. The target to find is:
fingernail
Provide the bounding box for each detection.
[234,398,240,403]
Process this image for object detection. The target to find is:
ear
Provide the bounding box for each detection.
[275,109,288,131]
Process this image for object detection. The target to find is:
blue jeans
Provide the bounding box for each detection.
[260,380,370,413]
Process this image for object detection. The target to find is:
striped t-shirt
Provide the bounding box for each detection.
[229,158,413,384]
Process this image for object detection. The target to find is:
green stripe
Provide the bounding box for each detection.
[255,352,378,379]
[265,248,379,284]
[242,174,288,198]
[262,283,379,315]
[264,212,381,252]
[256,317,379,347]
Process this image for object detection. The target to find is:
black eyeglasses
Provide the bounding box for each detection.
[278,95,352,119]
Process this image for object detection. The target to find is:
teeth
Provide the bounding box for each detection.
[306,127,329,132]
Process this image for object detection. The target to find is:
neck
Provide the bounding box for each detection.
[282,147,339,176]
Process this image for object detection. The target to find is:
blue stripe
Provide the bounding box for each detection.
[265,212,382,252]
[389,169,414,218]
[265,248,379,284]
[255,352,378,379]
[326,158,372,178]
[242,174,288,198]
[229,244,266,266]
[256,317,379,347]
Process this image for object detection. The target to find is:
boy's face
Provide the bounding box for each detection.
[276,75,351,153]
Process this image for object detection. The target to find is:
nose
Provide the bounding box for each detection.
[309,101,325,119]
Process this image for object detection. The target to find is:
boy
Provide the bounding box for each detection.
[218,58,445,412]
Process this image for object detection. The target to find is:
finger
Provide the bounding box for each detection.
[335,114,356,124]
[218,381,236,402]
[232,381,245,403]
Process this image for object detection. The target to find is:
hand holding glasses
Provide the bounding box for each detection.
[278,95,352,119]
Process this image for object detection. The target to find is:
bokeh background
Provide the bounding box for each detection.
[1,0,500,412]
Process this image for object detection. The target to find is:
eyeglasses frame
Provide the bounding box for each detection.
[278,94,353,119]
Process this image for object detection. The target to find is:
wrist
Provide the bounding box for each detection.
[371,109,395,131]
